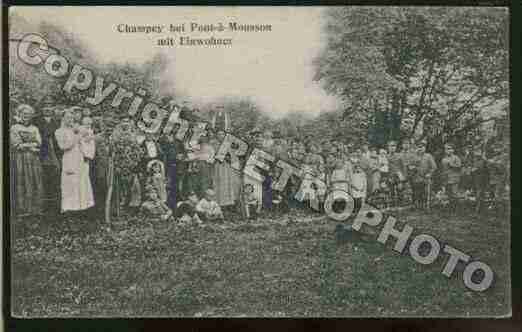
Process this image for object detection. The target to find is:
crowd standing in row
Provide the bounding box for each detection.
[10,99,510,228]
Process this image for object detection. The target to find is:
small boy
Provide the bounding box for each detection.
[378,148,389,179]
[196,189,224,221]
[350,161,367,220]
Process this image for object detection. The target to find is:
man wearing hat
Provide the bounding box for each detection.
[179,100,202,123]
[440,143,462,213]
[160,96,174,110]
[387,140,405,206]
[70,106,84,125]
[272,131,289,161]
[211,105,230,132]
[34,100,62,218]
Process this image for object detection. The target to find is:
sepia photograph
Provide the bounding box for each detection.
[7,6,510,317]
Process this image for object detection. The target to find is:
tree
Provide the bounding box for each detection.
[315,7,508,153]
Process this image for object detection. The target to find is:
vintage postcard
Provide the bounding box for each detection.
[7,6,510,317]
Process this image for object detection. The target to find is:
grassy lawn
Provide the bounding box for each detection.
[11,207,510,317]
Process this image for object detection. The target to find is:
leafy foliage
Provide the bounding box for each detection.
[315,7,508,152]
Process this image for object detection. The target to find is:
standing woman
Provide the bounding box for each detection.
[109,116,143,217]
[10,104,44,219]
[55,109,95,216]
[211,130,241,212]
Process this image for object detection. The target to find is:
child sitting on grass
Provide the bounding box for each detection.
[176,191,203,224]
[140,188,173,221]
[196,189,224,221]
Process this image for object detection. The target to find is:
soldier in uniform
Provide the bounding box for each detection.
[440,144,462,214]
[211,105,230,132]
[400,139,417,205]
[411,141,436,210]
[486,137,509,211]
[386,141,405,207]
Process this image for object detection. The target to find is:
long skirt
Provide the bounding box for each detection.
[61,160,94,212]
[186,162,213,197]
[262,176,273,210]
[112,174,140,216]
[11,150,44,217]
[213,162,240,207]
[41,163,61,216]
[166,162,177,210]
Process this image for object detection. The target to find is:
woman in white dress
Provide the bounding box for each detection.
[55,109,95,214]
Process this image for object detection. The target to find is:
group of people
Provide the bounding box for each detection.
[10,99,510,229]
[10,102,99,221]
[9,100,241,225]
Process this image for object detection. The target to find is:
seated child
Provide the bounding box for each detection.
[243,183,260,220]
[147,159,167,202]
[176,191,203,223]
[196,189,224,221]
[140,189,172,221]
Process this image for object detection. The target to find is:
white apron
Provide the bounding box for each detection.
[55,127,95,212]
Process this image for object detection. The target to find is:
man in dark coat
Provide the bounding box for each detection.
[34,104,61,218]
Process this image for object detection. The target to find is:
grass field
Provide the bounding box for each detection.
[11,207,511,317]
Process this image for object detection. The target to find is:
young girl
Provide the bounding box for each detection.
[147,160,167,203]
[78,116,95,160]
[79,117,96,210]
[243,183,260,220]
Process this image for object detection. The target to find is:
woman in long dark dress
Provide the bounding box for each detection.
[10,104,44,219]
[160,132,183,210]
